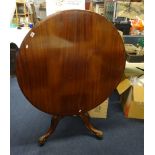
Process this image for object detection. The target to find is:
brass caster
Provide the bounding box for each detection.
[95,132,103,140]
[38,136,47,146]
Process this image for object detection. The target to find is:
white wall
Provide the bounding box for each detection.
[9,0,16,22]
[46,0,85,16]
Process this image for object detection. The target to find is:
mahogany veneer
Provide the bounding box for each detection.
[16,10,125,145]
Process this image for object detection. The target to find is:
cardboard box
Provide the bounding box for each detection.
[117,77,144,119]
[88,99,109,119]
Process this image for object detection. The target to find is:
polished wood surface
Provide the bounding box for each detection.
[16,10,125,116]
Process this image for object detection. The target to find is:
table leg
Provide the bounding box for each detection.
[38,115,62,146]
[80,113,103,139]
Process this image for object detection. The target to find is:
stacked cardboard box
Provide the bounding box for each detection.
[117,76,144,119]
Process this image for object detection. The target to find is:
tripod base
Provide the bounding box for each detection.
[38,113,103,146]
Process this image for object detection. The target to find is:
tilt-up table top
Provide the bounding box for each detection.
[16,10,125,116]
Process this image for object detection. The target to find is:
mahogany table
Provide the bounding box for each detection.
[16,10,125,145]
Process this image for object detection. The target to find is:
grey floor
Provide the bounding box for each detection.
[10,77,144,155]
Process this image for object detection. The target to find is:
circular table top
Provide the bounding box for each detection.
[16,10,125,116]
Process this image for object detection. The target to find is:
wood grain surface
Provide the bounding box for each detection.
[16,10,125,115]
